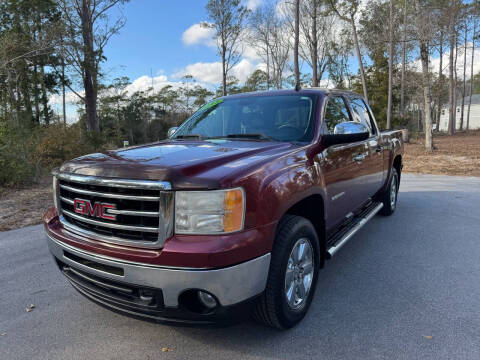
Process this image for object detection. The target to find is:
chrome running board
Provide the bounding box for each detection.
[327,202,383,257]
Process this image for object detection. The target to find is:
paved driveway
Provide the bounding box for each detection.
[1,173,479,360]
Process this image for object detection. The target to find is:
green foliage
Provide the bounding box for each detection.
[351,48,401,129]
[0,123,39,186]
[0,0,62,126]
[34,124,100,169]
[97,82,214,147]
[243,70,268,92]
[0,122,103,186]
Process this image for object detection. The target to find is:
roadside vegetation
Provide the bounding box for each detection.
[0,0,479,191]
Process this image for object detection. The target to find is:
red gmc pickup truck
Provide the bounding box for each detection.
[44,89,403,329]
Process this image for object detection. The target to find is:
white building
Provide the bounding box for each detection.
[438,94,480,131]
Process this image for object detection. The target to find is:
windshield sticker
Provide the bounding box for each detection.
[200,98,223,111]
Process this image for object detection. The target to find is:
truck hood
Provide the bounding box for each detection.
[60,139,297,189]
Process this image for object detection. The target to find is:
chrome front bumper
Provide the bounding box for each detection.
[46,233,270,308]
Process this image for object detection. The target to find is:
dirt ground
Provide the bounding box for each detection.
[0,131,479,232]
[403,131,480,177]
[0,181,52,231]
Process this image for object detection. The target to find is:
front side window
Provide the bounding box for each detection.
[173,95,316,142]
[349,98,374,135]
[323,96,351,134]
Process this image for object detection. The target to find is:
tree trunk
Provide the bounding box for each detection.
[21,82,33,124]
[294,0,300,89]
[351,16,369,103]
[266,45,270,90]
[420,41,433,151]
[81,0,99,132]
[222,43,227,96]
[448,23,455,135]
[467,19,476,130]
[40,63,50,125]
[460,22,467,130]
[453,30,458,133]
[33,62,41,124]
[436,31,443,130]
[386,0,394,130]
[311,0,318,87]
[400,0,407,117]
[6,70,19,125]
[20,60,33,123]
[62,56,66,124]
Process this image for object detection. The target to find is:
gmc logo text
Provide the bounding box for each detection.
[73,199,117,221]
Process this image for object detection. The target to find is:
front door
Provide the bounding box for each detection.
[347,97,385,197]
[318,96,369,230]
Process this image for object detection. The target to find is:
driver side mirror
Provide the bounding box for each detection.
[167,127,178,138]
[322,121,369,147]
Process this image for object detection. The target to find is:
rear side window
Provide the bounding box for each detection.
[323,97,351,134]
[349,98,375,136]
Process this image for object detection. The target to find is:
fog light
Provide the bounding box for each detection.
[197,291,217,309]
[139,289,154,302]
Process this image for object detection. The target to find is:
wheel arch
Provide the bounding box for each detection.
[392,154,402,186]
[279,194,326,268]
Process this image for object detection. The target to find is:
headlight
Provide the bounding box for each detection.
[175,188,245,234]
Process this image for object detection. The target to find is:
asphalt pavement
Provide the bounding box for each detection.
[1,173,479,360]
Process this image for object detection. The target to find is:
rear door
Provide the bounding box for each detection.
[318,96,369,230]
[347,97,385,197]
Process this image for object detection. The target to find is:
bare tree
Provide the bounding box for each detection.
[329,0,369,103]
[293,0,300,89]
[414,0,433,151]
[269,21,291,89]
[453,27,459,131]
[248,5,274,89]
[205,0,249,96]
[386,0,394,130]
[460,17,468,130]
[59,0,127,132]
[400,0,408,118]
[266,3,293,89]
[467,17,477,130]
[436,29,444,129]
[298,1,338,87]
[311,0,318,86]
[447,0,461,135]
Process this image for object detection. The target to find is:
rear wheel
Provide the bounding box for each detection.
[379,167,399,216]
[253,215,320,329]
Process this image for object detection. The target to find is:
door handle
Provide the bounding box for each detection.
[353,154,366,162]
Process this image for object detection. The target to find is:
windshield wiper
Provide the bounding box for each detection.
[173,134,204,140]
[217,133,275,141]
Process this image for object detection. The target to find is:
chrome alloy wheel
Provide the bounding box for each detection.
[284,238,314,310]
[390,175,397,210]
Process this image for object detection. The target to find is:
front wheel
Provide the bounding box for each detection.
[253,215,320,329]
[379,167,399,216]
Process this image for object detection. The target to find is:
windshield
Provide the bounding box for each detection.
[173,94,316,142]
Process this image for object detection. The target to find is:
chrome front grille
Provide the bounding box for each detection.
[54,172,173,248]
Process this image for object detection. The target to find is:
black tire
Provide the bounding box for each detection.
[379,167,399,216]
[253,215,321,329]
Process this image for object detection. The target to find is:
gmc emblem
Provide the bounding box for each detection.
[74,199,117,221]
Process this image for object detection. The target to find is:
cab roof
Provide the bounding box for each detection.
[220,88,364,100]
